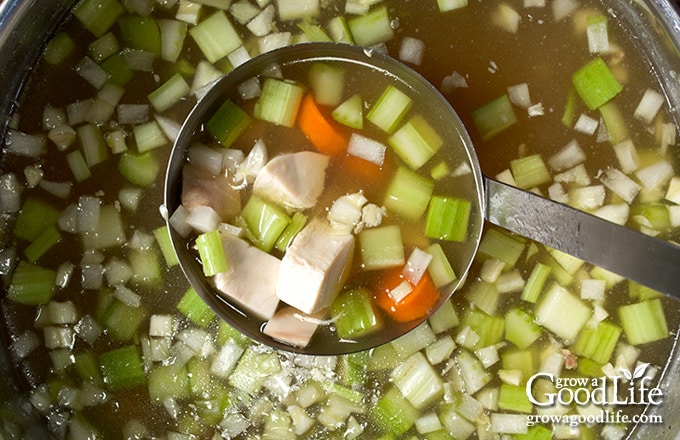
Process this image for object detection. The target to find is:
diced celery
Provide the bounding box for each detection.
[455,348,492,394]
[632,203,671,231]
[118,15,162,57]
[78,123,109,167]
[148,73,191,112]
[297,21,333,42]
[129,247,162,287]
[547,247,584,275]
[515,426,553,440]
[383,166,434,221]
[371,386,419,436]
[196,230,228,276]
[327,15,354,44]
[425,195,471,242]
[7,261,57,305]
[561,86,580,128]
[510,154,551,189]
[428,300,459,333]
[88,32,119,62]
[331,288,382,338]
[118,150,160,187]
[133,121,167,152]
[498,383,533,413]
[158,19,188,63]
[477,228,525,267]
[629,281,662,301]
[367,85,412,134]
[254,78,304,128]
[189,11,242,63]
[241,195,291,252]
[100,298,147,341]
[72,0,125,37]
[430,161,451,180]
[309,62,345,106]
[358,225,405,270]
[521,262,551,303]
[148,364,191,401]
[391,352,444,409]
[501,348,536,384]
[178,287,216,328]
[44,32,75,64]
[274,211,307,252]
[389,115,443,170]
[74,351,104,386]
[14,197,60,241]
[80,204,126,250]
[504,307,542,349]
[572,57,622,110]
[99,345,146,391]
[101,53,134,86]
[426,243,457,288]
[228,347,281,395]
[534,283,591,342]
[460,308,505,349]
[332,94,364,129]
[206,100,252,148]
[471,94,517,140]
[465,280,500,316]
[618,299,668,345]
[67,150,92,182]
[24,226,61,263]
[348,5,394,47]
[572,320,621,364]
[153,225,179,267]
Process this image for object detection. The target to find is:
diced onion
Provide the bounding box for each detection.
[389,280,414,303]
[548,139,586,171]
[402,247,433,286]
[117,104,149,125]
[507,83,531,109]
[186,205,222,233]
[399,36,425,65]
[634,88,665,125]
[347,133,386,166]
[0,173,22,212]
[5,129,46,158]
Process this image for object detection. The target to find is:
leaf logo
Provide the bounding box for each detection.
[618,363,649,383]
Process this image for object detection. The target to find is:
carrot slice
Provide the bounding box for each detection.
[374,267,440,323]
[297,93,348,155]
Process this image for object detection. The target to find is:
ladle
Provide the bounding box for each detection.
[165,42,680,355]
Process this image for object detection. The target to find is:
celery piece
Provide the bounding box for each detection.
[254,78,304,128]
[629,281,662,301]
[560,86,579,128]
[501,348,536,384]
[88,32,119,62]
[599,101,628,144]
[477,228,525,267]
[534,284,591,342]
[177,287,216,328]
[383,166,434,221]
[460,308,505,349]
[348,5,395,47]
[455,348,492,394]
[74,351,104,386]
[428,300,459,333]
[332,94,364,129]
[430,161,451,180]
[327,15,354,44]
[521,262,551,303]
[81,204,126,251]
[465,280,500,316]
[358,225,405,270]
[618,299,668,345]
[67,150,92,182]
[78,123,109,167]
[118,15,162,57]
[274,211,307,252]
[367,85,413,134]
[577,357,604,378]
[241,195,291,252]
[72,0,124,37]
[309,62,345,106]
[148,73,191,113]
[425,196,471,242]
[99,345,146,391]
[101,53,134,86]
[148,364,191,401]
[572,57,622,110]
[572,320,621,364]
[100,298,147,342]
[391,352,444,409]
[498,383,533,413]
[129,247,162,287]
[118,150,160,186]
[133,121,167,152]
[158,19,188,63]
[426,243,457,288]
[44,32,75,64]
[389,115,443,170]
[189,11,242,63]
[24,226,62,263]
[206,100,252,148]
[515,426,553,440]
[471,94,517,140]
[504,307,541,349]
[437,0,468,12]
[510,154,551,189]
[7,261,57,305]
[153,225,179,267]
[228,347,281,395]
[297,21,333,43]
[632,203,671,231]
[331,288,382,339]
[14,197,60,241]
[371,386,419,436]
[196,230,228,276]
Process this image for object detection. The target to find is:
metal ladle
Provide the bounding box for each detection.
[165,42,680,355]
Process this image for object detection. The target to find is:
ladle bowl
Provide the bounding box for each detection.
[165,42,680,355]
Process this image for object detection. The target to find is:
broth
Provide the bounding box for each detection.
[1,0,680,438]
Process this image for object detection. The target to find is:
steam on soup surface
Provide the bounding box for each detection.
[1,0,679,439]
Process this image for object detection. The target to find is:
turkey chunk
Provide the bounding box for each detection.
[262,307,324,348]
[253,151,329,210]
[213,233,280,320]
[182,164,241,220]
[276,218,354,314]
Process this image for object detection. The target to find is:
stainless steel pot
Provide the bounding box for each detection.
[1,0,680,438]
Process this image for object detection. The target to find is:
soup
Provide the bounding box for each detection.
[1,0,679,438]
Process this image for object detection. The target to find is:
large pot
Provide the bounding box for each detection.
[2,0,680,438]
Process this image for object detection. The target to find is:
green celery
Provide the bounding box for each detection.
[577,357,604,378]
[74,351,104,386]
[274,211,307,252]
[498,383,533,413]
[78,123,109,167]
[521,262,551,303]
[366,84,412,134]
[100,298,147,342]
[477,228,525,267]
[24,225,62,263]
[228,347,281,396]
[88,32,119,62]
[297,21,333,42]
[241,195,291,252]
[206,100,252,148]
[101,53,134,86]
[510,154,551,189]
[471,94,517,140]
[501,348,536,384]
[118,14,162,57]
[196,230,228,276]
[80,204,126,251]
[515,426,553,440]
[428,300,459,333]
[147,73,191,113]
[632,203,671,231]
[548,247,584,275]
[430,161,451,180]
[618,299,668,345]
[7,261,57,305]
[129,247,162,287]
[67,150,92,182]
[99,345,147,391]
[572,320,621,364]
[14,197,60,241]
[460,308,504,349]
[534,283,591,342]
[148,364,191,401]
[388,115,443,170]
[118,150,160,187]
[347,5,394,47]
[465,279,499,316]
[629,281,662,301]
[72,0,125,37]
[358,225,405,270]
[152,225,179,267]
[330,288,382,338]
[133,121,167,152]
[309,62,345,106]
[572,57,622,110]
[504,307,542,349]
[383,166,434,221]
[158,19,188,63]
[44,32,75,64]
[426,243,457,288]
[332,94,364,129]
[327,15,354,44]
[371,386,419,436]
[599,101,628,144]
[177,287,216,328]
[254,78,304,128]
[425,195,471,242]
[391,352,444,409]
[189,11,242,63]
[560,86,579,128]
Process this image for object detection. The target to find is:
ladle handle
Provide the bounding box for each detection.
[484,177,680,300]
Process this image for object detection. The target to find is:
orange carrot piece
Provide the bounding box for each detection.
[297,93,348,155]
[374,267,440,323]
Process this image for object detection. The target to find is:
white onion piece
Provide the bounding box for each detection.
[402,247,433,286]
[0,173,21,212]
